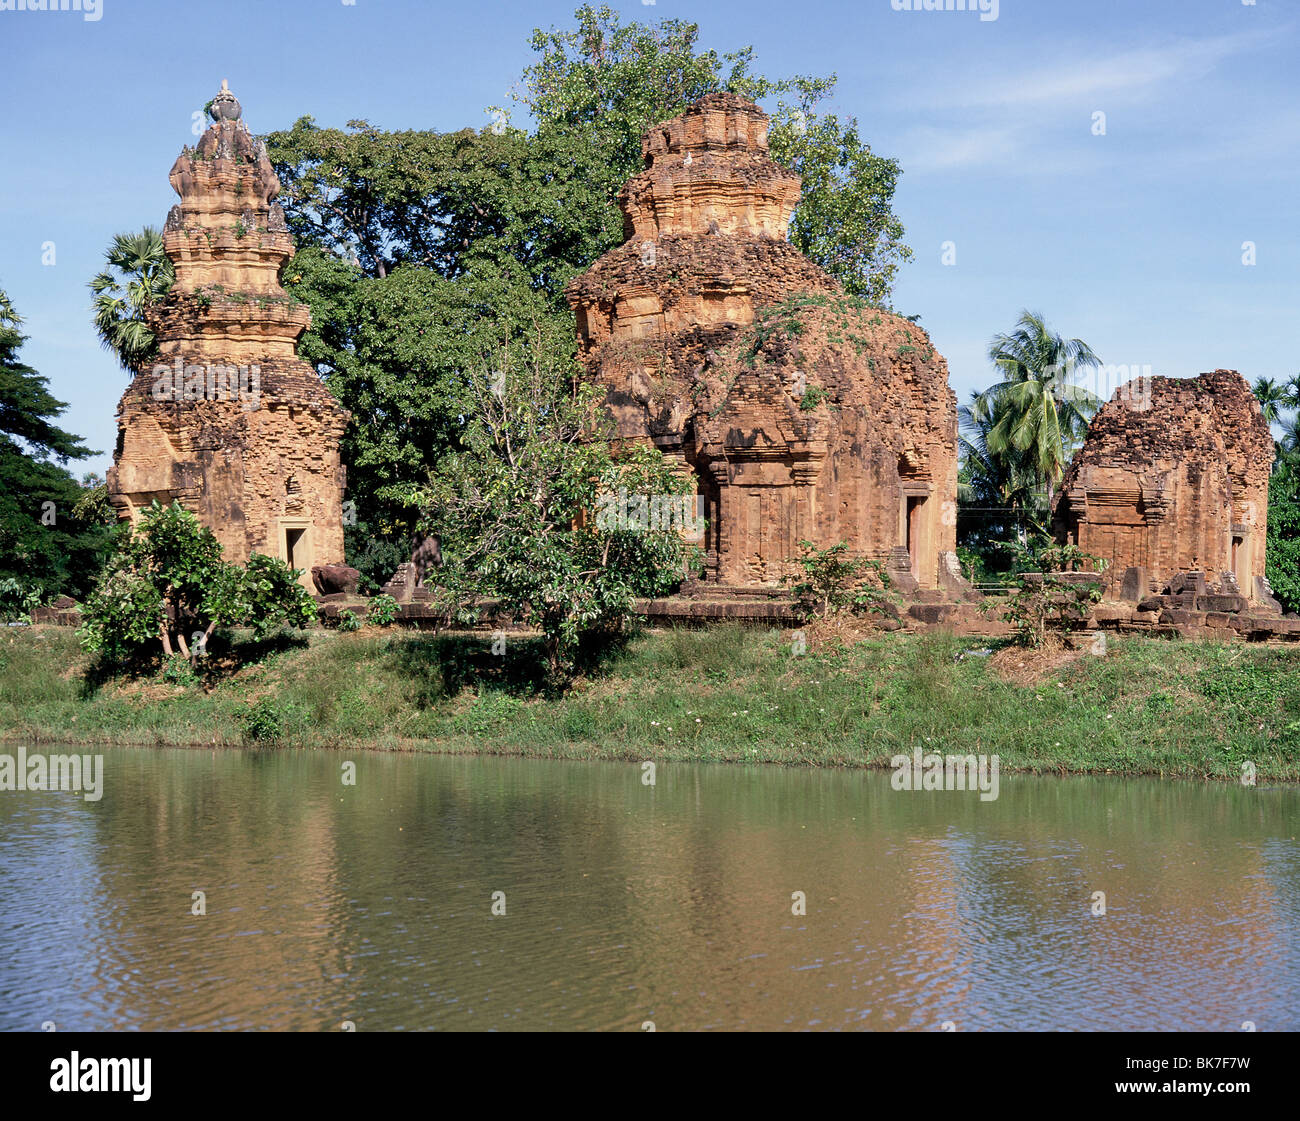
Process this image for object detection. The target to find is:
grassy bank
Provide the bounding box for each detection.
[3,623,1299,781]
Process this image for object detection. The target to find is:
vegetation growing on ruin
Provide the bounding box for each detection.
[783,540,890,621]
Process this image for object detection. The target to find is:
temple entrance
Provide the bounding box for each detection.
[905,496,924,580]
[285,527,307,570]
[277,518,315,589]
[1231,534,1243,580]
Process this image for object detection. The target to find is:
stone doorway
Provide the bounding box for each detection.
[278,518,315,589]
[286,527,306,569]
[905,495,925,581]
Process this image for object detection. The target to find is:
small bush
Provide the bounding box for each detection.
[367,594,399,626]
[798,385,829,411]
[784,540,890,621]
[337,609,361,632]
[0,577,42,623]
[1001,543,1107,648]
[241,697,306,742]
[161,653,198,687]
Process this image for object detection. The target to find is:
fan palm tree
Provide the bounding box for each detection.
[1253,376,1288,423]
[89,227,174,372]
[978,310,1103,508]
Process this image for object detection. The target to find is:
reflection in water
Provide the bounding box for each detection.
[0,747,1295,1031]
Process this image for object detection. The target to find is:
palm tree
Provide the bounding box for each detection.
[1284,373,1300,411]
[979,310,1103,508]
[1253,376,1288,423]
[959,390,1046,546]
[89,227,174,372]
[1281,415,1300,457]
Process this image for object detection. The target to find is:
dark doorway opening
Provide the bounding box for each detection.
[906,496,923,579]
[285,527,306,571]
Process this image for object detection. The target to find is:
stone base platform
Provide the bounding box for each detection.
[1090,598,1300,642]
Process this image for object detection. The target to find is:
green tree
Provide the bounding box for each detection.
[978,310,1103,507]
[264,114,617,576]
[765,83,910,301]
[1280,414,1300,459]
[89,227,174,371]
[512,4,911,300]
[280,245,568,575]
[1253,375,1288,424]
[957,389,1047,563]
[266,120,610,299]
[1266,457,1300,613]
[413,320,696,678]
[0,288,114,602]
[1284,373,1300,411]
[78,501,317,666]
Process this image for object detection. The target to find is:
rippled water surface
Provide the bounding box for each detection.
[0,747,1296,1031]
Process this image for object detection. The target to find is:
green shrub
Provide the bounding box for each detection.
[337,609,361,633]
[783,540,890,620]
[367,594,399,626]
[798,385,828,411]
[78,502,316,667]
[161,653,198,687]
[0,577,43,623]
[999,543,1107,648]
[241,697,307,743]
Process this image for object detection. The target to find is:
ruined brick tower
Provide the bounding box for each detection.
[565,93,961,590]
[107,82,348,587]
[1053,370,1274,603]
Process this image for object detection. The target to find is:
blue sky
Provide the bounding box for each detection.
[1,0,1296,477]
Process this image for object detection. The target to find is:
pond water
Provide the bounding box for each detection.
[1,746,1296,1031]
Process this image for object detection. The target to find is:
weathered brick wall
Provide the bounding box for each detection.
[107,87,348,587]
[566,93,959,589]
[1054,370,1272,600]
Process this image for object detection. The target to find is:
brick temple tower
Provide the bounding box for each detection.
[1054,370,1274,603]
[565,93,962,591]
[107,81,348,588]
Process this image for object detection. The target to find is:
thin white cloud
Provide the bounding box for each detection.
[909,29,1274,111]
[891,125,1020,171]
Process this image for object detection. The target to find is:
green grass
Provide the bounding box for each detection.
[2,624,1299,780]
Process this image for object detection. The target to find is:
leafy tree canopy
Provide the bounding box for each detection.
[510,4,910,300]
[1267,457,1300,613]
[282,247,567,559]
[977,310,1102,505]
[0,288,114,603]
